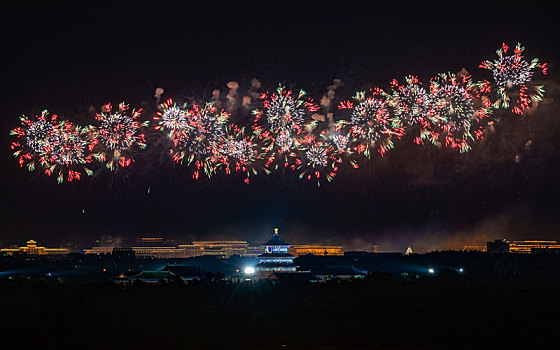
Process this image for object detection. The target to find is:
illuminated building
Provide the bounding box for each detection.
[256,228,297,277]
[84,245,203,258]
[509,240,560,254]
[126,246,201,259]
[192,241,250,258]
[137,237,164,244]
[288,245,343,257]
[83,246,113,255]
[112,247,135,259]
[0,240,69,256]
[85,242,251,259]
[486,239,560,254]
[405,245,413,255]
[245,245,265,257]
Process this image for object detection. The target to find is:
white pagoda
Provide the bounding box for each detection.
[405,245,413,255]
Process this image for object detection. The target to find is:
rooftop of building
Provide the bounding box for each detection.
[264,228,289,246]
[192,241,249,246]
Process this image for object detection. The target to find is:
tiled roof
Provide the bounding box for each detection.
[264,233,289,246]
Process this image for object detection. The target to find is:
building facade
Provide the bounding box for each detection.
[0,240,69,256]
[288,245,343,257]
[192,241,250,258]
[487,239,560,254]
[509,240,560,253]
[256,229,297,277]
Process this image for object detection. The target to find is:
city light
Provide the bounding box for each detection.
[244,266,255,274]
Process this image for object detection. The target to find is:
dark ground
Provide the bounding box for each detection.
[1,273,559,349]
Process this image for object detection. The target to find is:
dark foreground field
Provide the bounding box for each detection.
[1,275,559,350]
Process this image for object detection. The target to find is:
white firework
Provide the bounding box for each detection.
[306,145,328,167]
[275,129,293,151]
[160,105,188,130]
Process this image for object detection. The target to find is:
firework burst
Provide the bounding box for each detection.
[90,102,148,170]
[293,133,342,186]
[154,98,189,135]
[41,121,93,183]
[341,91,403,157]
[479,42,547,114]
[171,102,229,180]
[253,85,318,134]
[389,76,439,146]
[214,124,266,183]
[8,43,549,185]
[252,85,318,170]
[10,110,59,172]
[430,72,491,152]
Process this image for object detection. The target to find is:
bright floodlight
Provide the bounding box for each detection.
[428,268,435,274]
[244,266,255,274]
[459,268,464,273]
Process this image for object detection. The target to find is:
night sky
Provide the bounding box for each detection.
[1,1,559,252]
